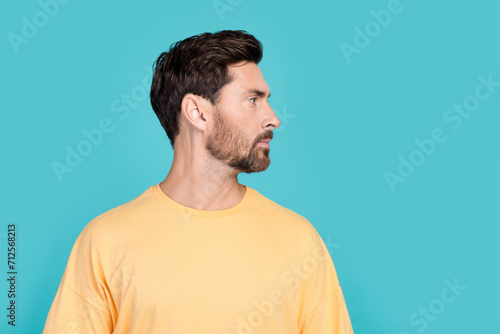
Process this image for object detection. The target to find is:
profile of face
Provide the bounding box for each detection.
[205,62,281,173]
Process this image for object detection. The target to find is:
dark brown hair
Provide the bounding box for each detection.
[150,30,264,147]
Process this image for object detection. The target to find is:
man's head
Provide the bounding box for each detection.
[150,30,280,174]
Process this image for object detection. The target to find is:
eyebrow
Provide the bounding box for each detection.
[245,89,271,99]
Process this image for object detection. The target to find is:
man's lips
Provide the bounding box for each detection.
[258,138,271,148]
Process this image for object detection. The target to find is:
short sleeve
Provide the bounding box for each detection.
[43,223,115,333]
[300,288,354,334]
[297,226,354,334]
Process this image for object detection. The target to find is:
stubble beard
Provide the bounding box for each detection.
[205,106,271,174]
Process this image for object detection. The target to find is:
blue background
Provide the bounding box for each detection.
[1,0,499,332]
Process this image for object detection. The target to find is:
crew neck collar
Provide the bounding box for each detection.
[151,183,254,218]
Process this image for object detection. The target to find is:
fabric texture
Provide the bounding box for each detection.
[43,183,354,333]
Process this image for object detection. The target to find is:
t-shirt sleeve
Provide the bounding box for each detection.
[300,287,354,333]
[297,226,354,334]
[43,222,115,333]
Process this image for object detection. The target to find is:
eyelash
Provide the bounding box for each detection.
[248,97,270,105]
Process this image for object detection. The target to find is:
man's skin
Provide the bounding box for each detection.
[159,61,281,210]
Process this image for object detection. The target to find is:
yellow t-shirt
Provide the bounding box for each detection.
[43,183,353,334]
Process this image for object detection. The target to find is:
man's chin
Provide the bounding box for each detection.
[240,159,271,174]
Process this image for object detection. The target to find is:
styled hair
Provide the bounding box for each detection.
[150,30,264,147]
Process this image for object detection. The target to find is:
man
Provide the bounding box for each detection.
[43,30,354,333]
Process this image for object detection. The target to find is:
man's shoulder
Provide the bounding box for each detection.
[82,185,157,235]
[251,188,329,257]
[251,188,316,231]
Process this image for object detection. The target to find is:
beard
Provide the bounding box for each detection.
[205,105,273,173]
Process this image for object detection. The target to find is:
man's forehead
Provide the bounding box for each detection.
[227,63,270,95]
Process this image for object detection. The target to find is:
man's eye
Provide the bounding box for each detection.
[249,97,257,104]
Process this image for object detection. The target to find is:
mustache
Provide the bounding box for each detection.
[255,131,273,144]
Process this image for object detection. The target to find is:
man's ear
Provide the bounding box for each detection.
[180,94,210,132]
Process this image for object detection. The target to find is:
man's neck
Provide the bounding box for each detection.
[159,163,245,211]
